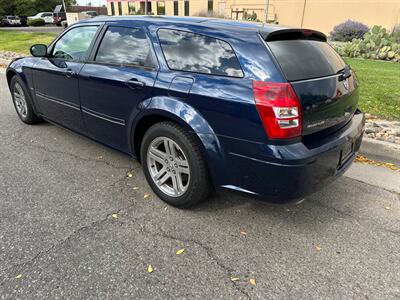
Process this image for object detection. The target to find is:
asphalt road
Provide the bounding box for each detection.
[0,71,399,299]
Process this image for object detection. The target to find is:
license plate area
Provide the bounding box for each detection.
[338,140,354,167]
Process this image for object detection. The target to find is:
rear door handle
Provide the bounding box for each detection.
[125,78,146,90]
[65,69,75,78]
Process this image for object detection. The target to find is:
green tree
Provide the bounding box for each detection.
[0,0,16,15]
[0,0,77,16]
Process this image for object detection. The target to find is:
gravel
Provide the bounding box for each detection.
[364,114,400,144]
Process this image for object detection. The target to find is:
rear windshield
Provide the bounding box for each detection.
[267,40,346,81]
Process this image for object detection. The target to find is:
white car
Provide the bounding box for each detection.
[28,12,53,24]
[4,16,21,26]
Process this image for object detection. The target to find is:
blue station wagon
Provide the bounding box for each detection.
[6,16,365,208]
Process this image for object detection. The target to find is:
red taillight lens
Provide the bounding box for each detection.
[253,81,302,139]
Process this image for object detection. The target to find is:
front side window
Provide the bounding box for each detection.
[95,26,153,68]
[52,26,98,61]
[158,29,243,77]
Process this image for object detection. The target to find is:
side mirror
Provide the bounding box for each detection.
[30,44,48,57]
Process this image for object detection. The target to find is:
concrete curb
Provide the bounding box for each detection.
[359,137,400,165]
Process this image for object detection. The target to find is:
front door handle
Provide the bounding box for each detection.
[65,69,75,78]
[125,78,146,90]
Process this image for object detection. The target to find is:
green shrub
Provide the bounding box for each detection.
[28,18,45,27]
[330,20,369,42]
[195,10,225,18]
[243,11,261,22]
[332,25,400,62]
[392,24,400,43]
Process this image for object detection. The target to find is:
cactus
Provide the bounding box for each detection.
[331,25,399,62]
[388,51,395,59]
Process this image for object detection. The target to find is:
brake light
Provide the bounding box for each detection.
[253,81,302,139]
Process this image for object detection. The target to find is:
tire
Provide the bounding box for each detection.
[140,121,212,208]
[10,76,42,124]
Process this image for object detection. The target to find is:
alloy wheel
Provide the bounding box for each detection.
[147,136,190,197]
[13,82,28,118]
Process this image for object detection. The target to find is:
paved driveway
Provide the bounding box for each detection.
[0,71,399,299]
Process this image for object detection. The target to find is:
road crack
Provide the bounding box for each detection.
[0,175,135,281]
[139,225,252,299]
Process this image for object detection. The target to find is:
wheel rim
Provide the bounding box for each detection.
[147,137,190,197]
[13,82,28,118]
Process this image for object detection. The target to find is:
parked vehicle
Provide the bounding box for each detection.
[28,12,53,24]
[6,16,365,208]
[19,16,28,26]
[81,11,98,17]
[62,11,98,28]
[1,16,21,26]
[53,12,66,26]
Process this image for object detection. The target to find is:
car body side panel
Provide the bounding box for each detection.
[130,96,227,188]
[79,63,158,152]
[6,57,40,113]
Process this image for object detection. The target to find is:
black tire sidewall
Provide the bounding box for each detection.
[140,123,209,208]
[10,76,37,123]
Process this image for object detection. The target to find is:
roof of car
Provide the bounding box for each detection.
[80,15,292,34]
[79,16,326,41]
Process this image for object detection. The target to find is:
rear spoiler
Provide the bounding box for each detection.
[260,28,327,42]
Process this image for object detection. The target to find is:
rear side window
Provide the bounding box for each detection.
[95,26,153,68]
[267,40,346,81]
[157,29,243,78]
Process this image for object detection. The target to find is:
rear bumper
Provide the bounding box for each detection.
[217,111,365,203]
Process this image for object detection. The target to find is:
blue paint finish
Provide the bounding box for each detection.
[79,62,158,152]
[168,76,194,97]
[6,16,365,203]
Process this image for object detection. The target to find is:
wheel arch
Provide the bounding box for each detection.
[129,97,227,188]
[6,69,19,87]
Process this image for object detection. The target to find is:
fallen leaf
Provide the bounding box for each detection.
[111,213,118,220]
[176,248,185,255]
[127,172,133,178]
[15,274,22,279]
[147,264,153,273]
[133,187,139,190]
[164,207,168,211]
[230,277,240,282]
[385,206,391,210]
[144,194,151,199]
[249,278,256,286]
[355,155,399,171]
[315,245,322,251]
[240,231,247,235]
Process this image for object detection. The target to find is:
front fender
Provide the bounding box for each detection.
[129,96,228,188]
[6,57,37,99]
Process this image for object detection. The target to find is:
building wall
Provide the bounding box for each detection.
[106,0,400,35]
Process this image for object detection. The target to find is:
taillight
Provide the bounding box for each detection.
[253,81,302,139]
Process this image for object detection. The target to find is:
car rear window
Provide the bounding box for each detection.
[267,40,346,81]
[157,29,243,78]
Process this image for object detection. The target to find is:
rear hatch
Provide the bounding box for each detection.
[263,29,359,135]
